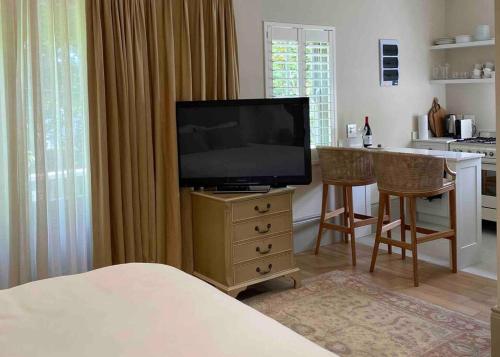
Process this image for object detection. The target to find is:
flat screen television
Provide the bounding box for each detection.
[176,98,312,189]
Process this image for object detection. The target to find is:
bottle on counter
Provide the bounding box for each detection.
[362,116,373,148]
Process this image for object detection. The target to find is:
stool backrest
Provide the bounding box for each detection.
[317,147,375,186]
[371,151,445,194]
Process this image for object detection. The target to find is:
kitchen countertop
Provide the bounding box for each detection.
[412,137,457,143]
[372,147,483,162]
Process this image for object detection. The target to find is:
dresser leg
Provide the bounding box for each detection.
[287,271,302,289]
[227,286,247,298]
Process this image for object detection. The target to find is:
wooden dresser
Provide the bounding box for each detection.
[191,188,301,297]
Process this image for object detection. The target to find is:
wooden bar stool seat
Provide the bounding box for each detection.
[369,151,458,287]
[315,147,391,266]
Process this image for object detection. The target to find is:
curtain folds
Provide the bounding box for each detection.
[86,0,239,269]
[174,0,239,101]
[0,0,91,288]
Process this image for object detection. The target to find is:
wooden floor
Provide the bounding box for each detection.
[242,242,497,323]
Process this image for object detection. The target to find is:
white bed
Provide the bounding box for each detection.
[0,263,335,357]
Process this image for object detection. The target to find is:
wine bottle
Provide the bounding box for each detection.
[362,116,373,148]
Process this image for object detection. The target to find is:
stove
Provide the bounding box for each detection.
[455,137,496,145]
[449,136,497,222]
[449,137,496,164]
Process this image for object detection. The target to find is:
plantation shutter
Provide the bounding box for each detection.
[265,25,301,98]
[265,23,336,147]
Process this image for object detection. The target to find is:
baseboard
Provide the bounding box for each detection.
[492,306,500,357]
[293,216,338,253]
[293,213,373,253]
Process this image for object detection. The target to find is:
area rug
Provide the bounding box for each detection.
[244,271,490,357]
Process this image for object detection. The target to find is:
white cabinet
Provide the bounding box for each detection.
[415,158,482,269]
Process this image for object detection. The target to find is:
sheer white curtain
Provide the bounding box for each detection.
[0,0,91,288]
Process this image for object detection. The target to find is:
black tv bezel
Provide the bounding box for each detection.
[176,97,312,188]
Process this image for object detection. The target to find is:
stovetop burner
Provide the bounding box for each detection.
[455,137,496,145]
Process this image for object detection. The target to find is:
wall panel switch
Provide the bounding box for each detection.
[347,124,357,138]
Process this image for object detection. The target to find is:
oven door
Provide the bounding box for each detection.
[481,162,496,221]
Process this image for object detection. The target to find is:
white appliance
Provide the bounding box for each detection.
[455,119,473,139]
[449,136,496,222]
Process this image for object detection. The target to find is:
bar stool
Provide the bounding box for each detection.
[315,147,391,266]
[369,151,457,287]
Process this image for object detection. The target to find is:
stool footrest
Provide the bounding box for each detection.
[325,207,345,220]
[418,230,455,244]
[379,237,412,250]
[353,217,378,227]
[323,222,350,233]
[382,219,402,233]
[404,224,438,235]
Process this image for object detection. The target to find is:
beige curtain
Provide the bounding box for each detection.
[86,0,239,269]
[173,0,239,101]
[173,0,239,272]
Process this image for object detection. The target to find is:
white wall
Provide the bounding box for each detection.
[235,0,447,146]
[233,0,447,249]
[444,0,496,131]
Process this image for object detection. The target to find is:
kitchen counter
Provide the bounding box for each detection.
[368,147,482,270]
[376,147,483,162]
[412,137,457,144]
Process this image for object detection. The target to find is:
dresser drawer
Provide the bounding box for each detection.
[232,213,291,243]
[234,252,293,284]
[232,194,291,222]
[233,233,292,264]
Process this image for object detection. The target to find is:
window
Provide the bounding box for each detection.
[264,22,337,147]
[0,0,91,288]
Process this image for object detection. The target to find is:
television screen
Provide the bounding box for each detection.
[176,98,312,187]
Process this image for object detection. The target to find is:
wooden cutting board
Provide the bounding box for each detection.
[428,98,447,137]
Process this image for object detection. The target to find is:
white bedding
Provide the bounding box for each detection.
[0,263,335,357]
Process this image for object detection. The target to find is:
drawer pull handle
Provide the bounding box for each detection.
[256,244,273,254]
[254,203,271,213]
[255,223,272,234]
[256,264,273,275]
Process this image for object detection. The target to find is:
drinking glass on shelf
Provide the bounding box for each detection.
[439,64,449,80]
[462,71,470,79]
[452,72,459,79]
[432,66,440,80]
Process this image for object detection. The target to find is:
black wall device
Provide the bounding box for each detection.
[379,39,399,86]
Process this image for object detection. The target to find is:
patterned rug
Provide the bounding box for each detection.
[244,271,490,357]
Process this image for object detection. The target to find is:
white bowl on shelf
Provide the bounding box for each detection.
[434,37,454,45]
[455,35,472,43]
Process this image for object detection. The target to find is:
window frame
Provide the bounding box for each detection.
[263,21,338,148]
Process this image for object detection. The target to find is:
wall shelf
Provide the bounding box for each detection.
[430,39,495,50]
[430,78,494,84]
